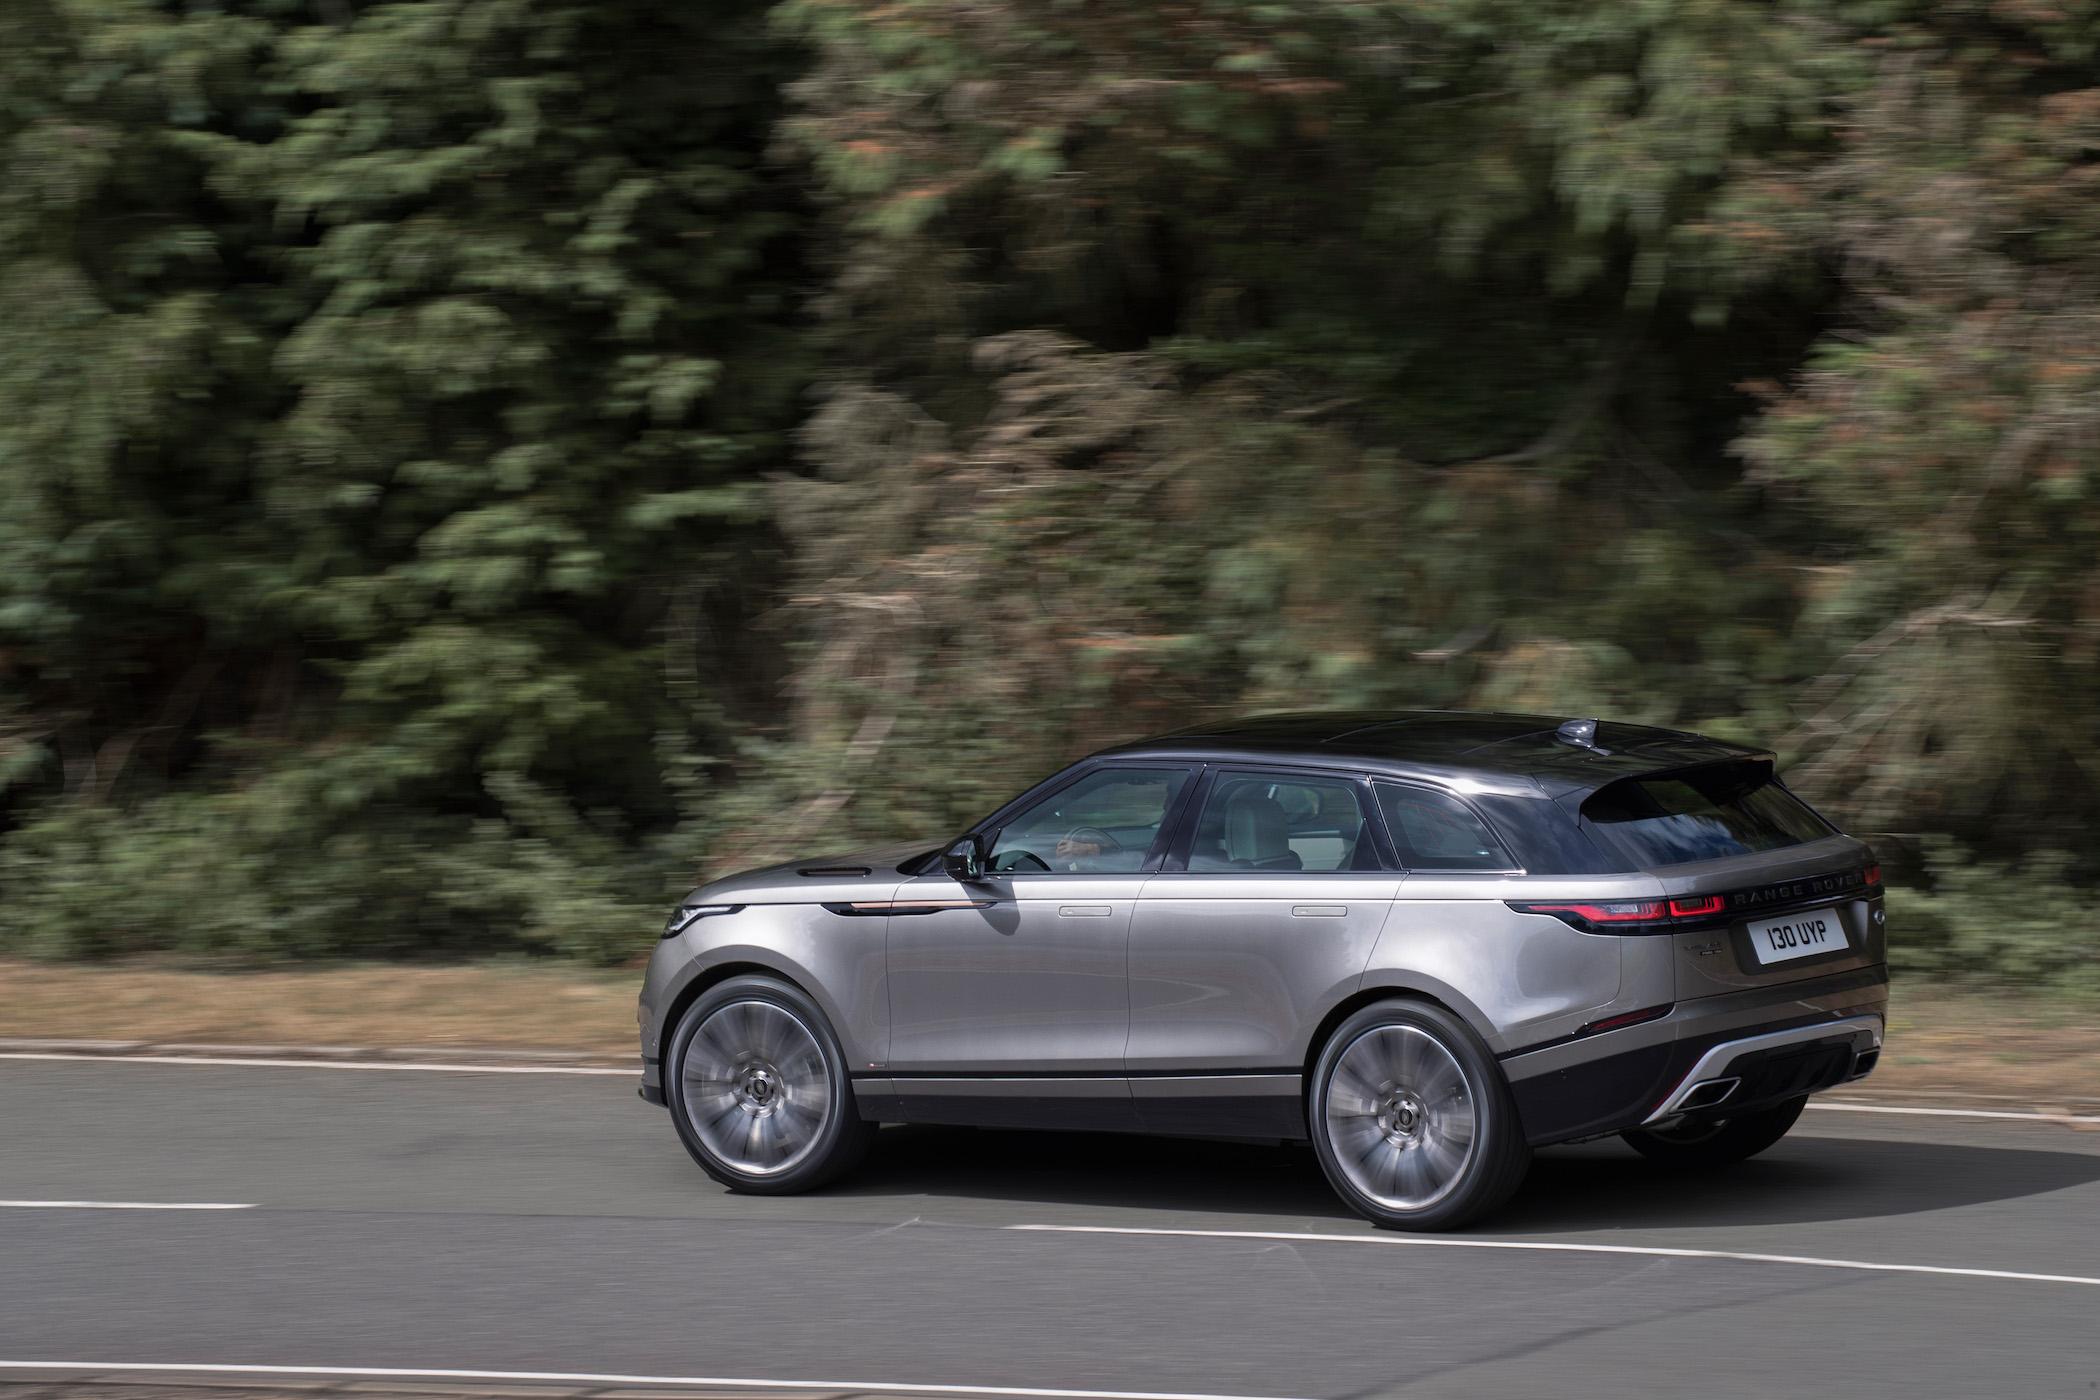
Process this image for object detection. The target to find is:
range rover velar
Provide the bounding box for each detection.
[639,711,1888,1229]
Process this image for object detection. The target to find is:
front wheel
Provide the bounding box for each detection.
[1308,1000,1531,1231]
[665,975,874,1194]
[1621,1095,1806,1168]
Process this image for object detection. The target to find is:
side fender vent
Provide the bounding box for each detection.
[798,864,872,877]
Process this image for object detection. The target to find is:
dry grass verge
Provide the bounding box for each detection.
[0,957,639,1054]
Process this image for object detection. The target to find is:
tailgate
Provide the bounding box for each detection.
[1654,836,1886,1000]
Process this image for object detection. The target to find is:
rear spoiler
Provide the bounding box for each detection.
[1533,742,1779,805]
[1568,755,1782,819]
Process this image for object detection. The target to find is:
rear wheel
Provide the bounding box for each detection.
[665,975,874,1194]
[1621,1095,1806,1167]
[1308,1000,1531,1231]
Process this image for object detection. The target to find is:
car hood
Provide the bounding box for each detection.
[689,839,942,906]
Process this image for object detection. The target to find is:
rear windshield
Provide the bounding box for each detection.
[1579,762,1831,868]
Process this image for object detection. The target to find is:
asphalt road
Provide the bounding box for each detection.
[3,1056,2097,1400]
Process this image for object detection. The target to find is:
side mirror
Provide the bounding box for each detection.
[942,835,988,883]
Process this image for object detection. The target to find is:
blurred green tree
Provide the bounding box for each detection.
[0,0,805,957]
[752,0,2099,868]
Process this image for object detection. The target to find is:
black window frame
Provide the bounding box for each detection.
[1368,778,1526,876]
[1158,764,1396,875]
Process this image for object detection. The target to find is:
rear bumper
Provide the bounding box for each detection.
[1639,1014,1880,1124]
[1504,965,1887,1146]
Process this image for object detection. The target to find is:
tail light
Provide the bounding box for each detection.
[1509,900,1665,925]
[1863,863,1882,890]
[1508,898,1728,933]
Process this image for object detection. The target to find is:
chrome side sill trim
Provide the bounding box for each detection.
[886,1076,1133,1099]
[1127,1073,1301,1100]
[1642,1014,1884,1125]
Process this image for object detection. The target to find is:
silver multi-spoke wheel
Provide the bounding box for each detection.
[680,998,834,1177]
[1323,1023,1480,1212]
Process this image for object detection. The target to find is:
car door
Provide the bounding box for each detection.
[1127,766,1401,1135]
[883,764,1197,1118]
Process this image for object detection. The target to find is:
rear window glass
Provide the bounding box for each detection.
[1187,773,1371,873]
[1580,762,1831,868]
[1376,784,1513,871]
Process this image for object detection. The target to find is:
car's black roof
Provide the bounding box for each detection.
[1096,710,1768,797]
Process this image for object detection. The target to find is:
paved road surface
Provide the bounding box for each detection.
[3,1057,2096,1400]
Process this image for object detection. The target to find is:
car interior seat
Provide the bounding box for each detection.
[1224,791,1303,871]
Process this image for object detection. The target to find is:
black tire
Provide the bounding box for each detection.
[665,974,875,1194]
[1308,1000,1531,1231]
[1620,1095,1806,1168]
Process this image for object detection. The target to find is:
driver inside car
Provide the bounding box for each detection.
[1053,831,1108,866]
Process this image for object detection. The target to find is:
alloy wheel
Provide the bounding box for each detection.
[679,998,834,1177]
[1323,1023,1480,1212]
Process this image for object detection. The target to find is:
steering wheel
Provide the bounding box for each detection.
[995,849,1052,873]
[1056,826,1124,870]
[1063,825,1123,852]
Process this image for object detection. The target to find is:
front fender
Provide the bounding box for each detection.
[641,903,889,1070]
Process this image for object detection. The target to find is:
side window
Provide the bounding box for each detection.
[988,767,1191,874]
[1187,773,1371,873]
[1376,783,1513,872]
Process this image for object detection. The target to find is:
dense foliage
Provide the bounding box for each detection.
[3,0,2095,988]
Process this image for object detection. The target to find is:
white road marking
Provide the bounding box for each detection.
[1008,1224,2100,1290]
[0,1200,254,1211]
[1809,1101,2100,1126]
[0,1361,1313,1400]
[0,1052,633,1076]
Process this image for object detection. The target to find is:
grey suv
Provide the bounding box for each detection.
[639,711,1887,1229]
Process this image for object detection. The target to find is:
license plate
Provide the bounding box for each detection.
[1746,910,1849,965]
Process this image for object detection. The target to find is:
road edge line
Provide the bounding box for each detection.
[0,1360,1313,1400]
[1004,1224,2100,1289]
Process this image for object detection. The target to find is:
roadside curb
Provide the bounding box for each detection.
[0,1380,876,1400]
[0,1037,634,1070]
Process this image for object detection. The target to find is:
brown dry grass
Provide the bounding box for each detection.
[1874,988,2100,1104]
[0,958,639,1054]
[1,958,2095,1102]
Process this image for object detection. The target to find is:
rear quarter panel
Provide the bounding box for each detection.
[1368,874,1647,1054]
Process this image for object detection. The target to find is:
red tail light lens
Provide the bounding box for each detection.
[1513,900,1666,924]
[1509,895,1730,932]
[1863,863,1882,889]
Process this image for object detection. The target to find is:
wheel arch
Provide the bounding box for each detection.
[1301,975,1503,1087]
[657,959,823,1063]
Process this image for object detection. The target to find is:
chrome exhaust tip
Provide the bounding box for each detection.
[1675,1077,1741,1112]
